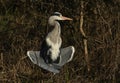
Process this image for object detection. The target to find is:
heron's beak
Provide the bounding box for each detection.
[61,16,73,20]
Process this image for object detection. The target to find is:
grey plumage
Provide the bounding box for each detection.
[27,12,75,73]
[27,46,75,73]
[40,13,63,64]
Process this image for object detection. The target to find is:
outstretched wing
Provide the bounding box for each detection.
[27,46,75,73]
[27,51,60,73]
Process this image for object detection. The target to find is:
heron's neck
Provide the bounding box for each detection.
[55,21,61,34]
[51,21,61,35]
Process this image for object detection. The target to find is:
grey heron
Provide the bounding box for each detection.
[27,12,75,73]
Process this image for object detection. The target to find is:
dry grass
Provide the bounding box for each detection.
[0,0,120,83]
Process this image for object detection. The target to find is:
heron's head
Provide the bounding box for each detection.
[48,12,72,26]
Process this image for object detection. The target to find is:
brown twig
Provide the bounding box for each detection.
[0,53,4,71]
[97,6,112,35]
[80,1,90,71]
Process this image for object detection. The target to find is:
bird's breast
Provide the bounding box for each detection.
[46,37,61,48]
[46,37,61,61]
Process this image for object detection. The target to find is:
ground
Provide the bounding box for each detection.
[0,0,120,83]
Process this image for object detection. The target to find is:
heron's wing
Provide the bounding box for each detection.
[27,51,60,73]
[54,46,75,67]
[27,46,75,73]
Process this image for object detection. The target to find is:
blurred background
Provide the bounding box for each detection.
[0,0,120,82]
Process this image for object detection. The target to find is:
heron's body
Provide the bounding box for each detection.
[27,12,75,73]
[40,21,62,64]
[40,12,73,64]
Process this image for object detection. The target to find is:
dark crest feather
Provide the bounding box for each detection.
[53,12,62,16]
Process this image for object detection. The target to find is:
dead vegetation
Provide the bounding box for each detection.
[0,0,120,83]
